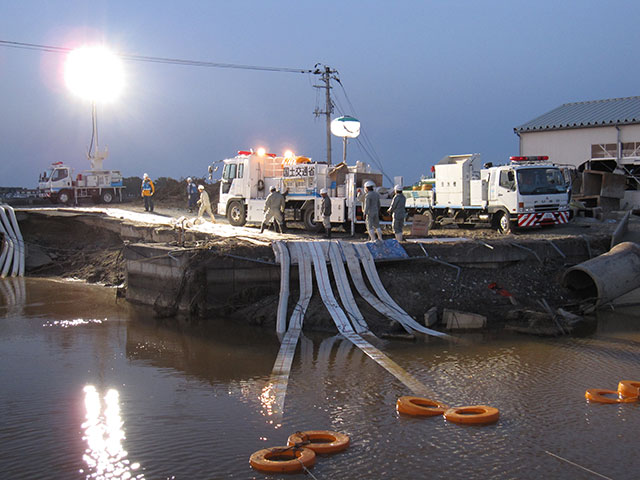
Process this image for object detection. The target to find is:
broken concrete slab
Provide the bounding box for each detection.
[444,309,487,330]
[424,306,438,327]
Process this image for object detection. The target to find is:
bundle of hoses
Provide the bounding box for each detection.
[249,430,350,473]
[0,204,25,278]
[585,380,640,404]
[396,396,500,425]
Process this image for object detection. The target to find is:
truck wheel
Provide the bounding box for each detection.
[420,210,435,230]
[58,190,73,205]
[495,212,512,235]
[227,201,246,226]
[101,190,114,204]
[303,207,322,232]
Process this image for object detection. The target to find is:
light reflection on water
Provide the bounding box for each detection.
[1,278,639,479]
[80,385,144,480]
[44,318,105,328]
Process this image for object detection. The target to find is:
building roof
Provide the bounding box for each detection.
[514,96,640,133]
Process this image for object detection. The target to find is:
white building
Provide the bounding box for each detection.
[514,96,640,208]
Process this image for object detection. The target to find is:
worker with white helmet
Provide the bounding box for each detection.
[186,177,198,212]
[261,185,285,233]
[141,173,155,212]
[319,188,332,238]
[196,184,216,223]
[363,180,383,241]
[387,184,406,242]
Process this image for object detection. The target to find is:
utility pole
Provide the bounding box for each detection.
[313,65,337,166]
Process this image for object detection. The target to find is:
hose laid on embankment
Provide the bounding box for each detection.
[305,241,439,398]
[264,242,313,421]
[351,242,450,338]
[0,204,25,277]
[266,239,451,421]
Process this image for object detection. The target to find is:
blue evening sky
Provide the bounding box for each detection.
[1,1,639,187]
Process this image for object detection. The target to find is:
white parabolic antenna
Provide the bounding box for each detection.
[331,116,361,138]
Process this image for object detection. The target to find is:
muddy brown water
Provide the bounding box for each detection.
[1,278,639,479]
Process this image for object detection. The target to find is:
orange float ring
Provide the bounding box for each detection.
[396,396,448,417]
[443,405,500,425]
[584,388,635,404]
[618,380,640,399]
[249,446,315,473]
[287,430,350,454]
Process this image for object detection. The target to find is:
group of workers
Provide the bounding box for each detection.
[140,175,216,223]
[141,174,406,241]
[259,180,406,242]
[362,180,406,243]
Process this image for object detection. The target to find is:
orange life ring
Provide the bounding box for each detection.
[396,396,448,417]
[444,405,500,425]
[287,430,350,454]
[249,446,315,473]
[584,388,635,404]
[618,380,640,399]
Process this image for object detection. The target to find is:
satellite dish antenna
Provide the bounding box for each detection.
[331,116,360,163]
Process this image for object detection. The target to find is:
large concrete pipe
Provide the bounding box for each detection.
[563,242,640,307]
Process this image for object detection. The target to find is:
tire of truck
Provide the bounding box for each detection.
[227,200,247,227]
[58,190,73,205]
[494,211,512,235]
[303,207,322,232]
[101,190,114,204]
[420,210,436,230]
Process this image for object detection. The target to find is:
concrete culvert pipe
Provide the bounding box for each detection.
[563,242,640,307]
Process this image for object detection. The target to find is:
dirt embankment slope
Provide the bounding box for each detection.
[18,205,630,334]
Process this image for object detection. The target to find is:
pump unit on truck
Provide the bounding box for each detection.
[405,154,571,234]
[212,149,391,231]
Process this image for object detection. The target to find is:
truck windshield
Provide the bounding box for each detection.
[41,168,56,181]
[51,168,69,182]
[517,168,567,195]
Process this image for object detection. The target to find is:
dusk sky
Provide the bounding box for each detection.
[2,1,639,188]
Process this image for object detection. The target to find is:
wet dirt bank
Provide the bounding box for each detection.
[16,208,617,335]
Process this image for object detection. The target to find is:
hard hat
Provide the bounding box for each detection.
[394,184,403,192]
[198,185,205,190]
[364,180,375,188]
[270,185,276,192]
[187,177,192,182]
[143,173,149,179]
[320,188,328,194]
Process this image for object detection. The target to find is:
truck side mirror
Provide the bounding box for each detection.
[208,165,213,174]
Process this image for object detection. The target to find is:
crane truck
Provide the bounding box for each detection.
[38,162,124,205]
[211,149,392,232]
[38,106,124,205]
[404,154,571,234]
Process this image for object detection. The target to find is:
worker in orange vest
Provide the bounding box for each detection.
[141,173,155,212]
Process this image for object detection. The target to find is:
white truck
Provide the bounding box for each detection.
[212,149,391,231]
[405,154,571,234]
[38,162,124,205]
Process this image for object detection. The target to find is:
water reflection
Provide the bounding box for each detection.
[0,277,26,316]
[80,385,144,480]
[44,318,105,328]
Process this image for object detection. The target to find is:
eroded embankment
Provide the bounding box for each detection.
[17,210,611,334]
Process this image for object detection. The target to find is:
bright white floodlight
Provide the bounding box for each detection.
[64,46,124,102]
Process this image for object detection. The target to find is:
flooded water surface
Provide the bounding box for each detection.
[1,278,639,479]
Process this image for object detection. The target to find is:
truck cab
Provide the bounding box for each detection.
[485,156,570,232]
[38,163,74,203]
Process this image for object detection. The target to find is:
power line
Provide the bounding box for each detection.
[0,39,312,74]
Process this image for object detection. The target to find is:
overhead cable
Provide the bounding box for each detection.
[0,39,312,74]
